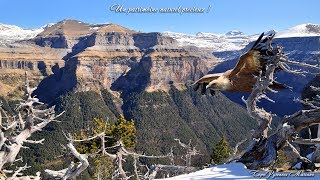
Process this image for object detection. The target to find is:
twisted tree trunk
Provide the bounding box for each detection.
[237,41,320,170]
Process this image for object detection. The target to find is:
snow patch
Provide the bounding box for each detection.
[90,27,100,30]
[157,163,253,179]
[163,24,320,52]
[162,31,258,52]
[0,23,51,44]
[158,163,320,179]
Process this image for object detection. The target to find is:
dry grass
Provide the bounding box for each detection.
[38,20,135,39]
[39,20,96,37]
[0,81,15,96]
[0,46,65,60]
[97,24,136,34]
[0,70,42,97]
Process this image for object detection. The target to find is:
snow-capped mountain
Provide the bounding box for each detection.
[277,23,320,38]
[163,23,320,52]
[162,31,258,52]
[0,23,53,44]
[1,22,319,51]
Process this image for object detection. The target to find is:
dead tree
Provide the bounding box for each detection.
[44,142,89,179]
[142,139,201,179]
[110,140,171,180]
[174,139,201,167]
[227,138,248,163]
[54,124,171,180]
[237,38,320,170]
[0,72,63,179]
[145,164,199,179]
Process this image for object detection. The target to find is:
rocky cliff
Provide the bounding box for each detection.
[0,19,220,101]
[33,19,104,48]
[0,44,66,97]
[70,28,218,93]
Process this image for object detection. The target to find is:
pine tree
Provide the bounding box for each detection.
[211,137,231,164]
[107,114,137,148]
[75,115,137,179]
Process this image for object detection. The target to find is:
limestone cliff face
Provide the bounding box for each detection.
[0,20,220,100]
[0,45,66,97]
[70,31,219,93]
[0,48,65,72]
[145,47,217,92]
[68,25,142,91]
[133,32,177,49]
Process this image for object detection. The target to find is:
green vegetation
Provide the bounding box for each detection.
[1,85,256,175]
[3,90,119,175]
[100,89,120,118]
[210,137,231,164]
[88,154,114,179]
[0,96,15,115]
[57,91,117,132]
[76,115,137,153]
[274,150,289,170]
[75,115,137,179]
[108,114,137,148]
[118,86,256,166]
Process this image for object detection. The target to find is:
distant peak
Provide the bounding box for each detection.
[0,23,46,44]
[305,24,320,34]
[97,24,135,33]
[225,30,244,36]
[0,23,24,30]
[41,23,55,30]
[288,23,320,31]
[56,19,85,25]
[276,23,320,38]
[195,32,218,37]
[61,18,78,22]
[195,32,205,36]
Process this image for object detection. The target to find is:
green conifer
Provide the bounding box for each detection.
[211,137,231,164]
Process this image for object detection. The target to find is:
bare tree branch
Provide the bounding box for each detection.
[24,139,45,145]
[5,164,41,180]
[227,137,248,163]
[174,139,201,167]
[0,72,64,178]
[238,37,320,170]
[44,143,89,180]
[280,59,320,72]
[294,137,320,145]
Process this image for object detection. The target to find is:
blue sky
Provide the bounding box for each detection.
[0,0,319,34]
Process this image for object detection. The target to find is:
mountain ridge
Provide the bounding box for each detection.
[1,20,319,52]
[0,22,53,45]
[0,19,220,100]
[163,23,320,52]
